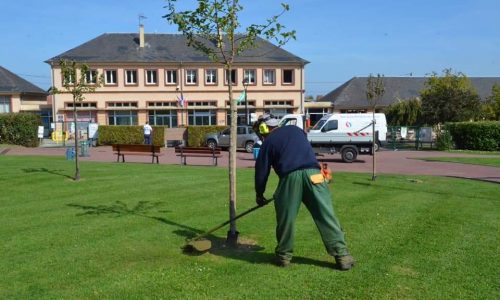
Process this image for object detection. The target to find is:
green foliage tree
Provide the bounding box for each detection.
[384,97,422,126]
[420,69,481,125]
[479,84,500,120]
[366,74,385,181]
[52,59,103,181]
[164,0,295,244]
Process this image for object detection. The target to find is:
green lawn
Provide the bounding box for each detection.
[1,156,499,299]
[420,156,500,167]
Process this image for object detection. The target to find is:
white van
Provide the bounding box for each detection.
[309,113,387,143]
[280,113,387,141]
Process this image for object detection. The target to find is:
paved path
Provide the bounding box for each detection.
[1,145,499,183]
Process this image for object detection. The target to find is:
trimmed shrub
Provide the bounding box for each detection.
[97,125,165,146]
[0,113,41,147]
[436,129,454,150]
[445,121,500,151]
[187,125,226,147]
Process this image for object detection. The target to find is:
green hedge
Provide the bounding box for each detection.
[97,125,165,146]
[445,121,500,151]
[0,113,41,147]
[187,125,226,147]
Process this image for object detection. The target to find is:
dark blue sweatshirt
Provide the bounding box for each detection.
[255,125,319,196]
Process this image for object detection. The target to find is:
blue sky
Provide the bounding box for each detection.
[1,0,499,96]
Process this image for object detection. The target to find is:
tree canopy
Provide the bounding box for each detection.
[420,69,481,125]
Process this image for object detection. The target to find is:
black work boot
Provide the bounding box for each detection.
[274,257,291,268]
[334,254,355,271]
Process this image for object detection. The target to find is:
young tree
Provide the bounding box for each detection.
[479,84,500,120]
[52,59,103,181]
[366,74,385,181]
[164,0,295,245]
[420,69,481,125]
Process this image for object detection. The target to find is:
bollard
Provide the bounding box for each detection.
[66,147,75,160]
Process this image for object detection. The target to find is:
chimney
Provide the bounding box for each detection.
[139,24,145,48]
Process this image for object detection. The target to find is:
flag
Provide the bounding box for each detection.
[236,90,246,105]
[176,95,186,107]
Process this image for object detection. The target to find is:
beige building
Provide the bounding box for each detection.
[46,26,309,132]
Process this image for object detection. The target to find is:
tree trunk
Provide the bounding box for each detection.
[73,96,80,181]
[372,110,376,181]
[227,64,238,245]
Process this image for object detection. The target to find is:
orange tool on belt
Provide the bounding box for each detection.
[320,163,333,182]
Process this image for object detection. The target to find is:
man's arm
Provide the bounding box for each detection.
[254,142,272,197]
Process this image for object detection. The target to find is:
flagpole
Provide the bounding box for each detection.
[243,79,249,125]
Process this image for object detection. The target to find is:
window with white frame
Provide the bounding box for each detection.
[108,110,138,125]
[282,69,294,84]
[149,110,178,128]
[188,109,216,125]
[105,70,117,85]
[165,69,178,85]
[185,69,198,85]
[243,69,256,84]
[62,71,75,85]
[85,70,97,84]
[205,69,217,85]
[145,69,158,85]
[107,102,138,108]
[263,69,275,85]
[225,69,237,85]
[0,96,11,113]
[125,70,138,85]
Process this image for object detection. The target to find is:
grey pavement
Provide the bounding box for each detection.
[1,145,499,183]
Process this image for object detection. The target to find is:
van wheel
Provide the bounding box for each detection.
[207,139,217,149]
[341,147,358,163]
[374,142,380,152]
[245,141,254,153]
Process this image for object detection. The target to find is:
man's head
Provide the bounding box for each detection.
[255,114,279,137]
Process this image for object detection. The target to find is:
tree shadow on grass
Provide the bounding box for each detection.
[22,167,73,179]
[67,200,201,234]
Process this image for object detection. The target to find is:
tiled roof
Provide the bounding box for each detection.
[0,66,48,95]
[46,33,308,64]
[321,77,500,109]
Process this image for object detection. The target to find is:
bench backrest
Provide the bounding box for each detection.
[112,144,161,153]
[175,147,221,155]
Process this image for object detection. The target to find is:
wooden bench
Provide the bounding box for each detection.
[175,146,222,166]
[112,144,163,164]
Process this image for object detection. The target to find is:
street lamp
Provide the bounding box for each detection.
[242,78,249,125]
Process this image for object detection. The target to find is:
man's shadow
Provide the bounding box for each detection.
[67,200,335,269]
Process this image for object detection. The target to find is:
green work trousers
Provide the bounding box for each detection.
[273,168,348,261]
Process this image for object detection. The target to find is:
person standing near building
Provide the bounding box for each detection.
[254,115,355,270]
[143,122,153,145]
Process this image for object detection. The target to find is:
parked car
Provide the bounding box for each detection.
[205,126,259,153]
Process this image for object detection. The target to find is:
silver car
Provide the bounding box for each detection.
[205,126,259,153]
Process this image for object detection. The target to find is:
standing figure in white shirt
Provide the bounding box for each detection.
[143,122,153,145]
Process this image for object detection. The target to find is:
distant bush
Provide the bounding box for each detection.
[187,125,226,147]
[436,129,454,150]
[0,113,41,147]
[98,126,165,146]
[445,121,500,151]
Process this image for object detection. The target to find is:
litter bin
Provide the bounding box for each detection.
[252,147,260,160]
[80,141,90,157]
[65,147,75,160]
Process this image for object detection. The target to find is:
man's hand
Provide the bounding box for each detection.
[256,194,267,207]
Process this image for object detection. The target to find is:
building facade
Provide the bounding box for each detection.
[46,26,308,133]
[0,65,51,134]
